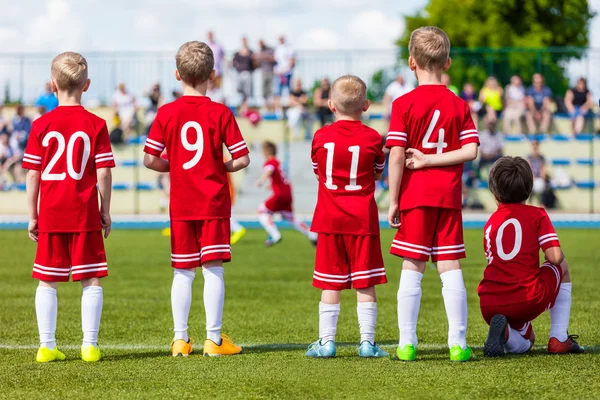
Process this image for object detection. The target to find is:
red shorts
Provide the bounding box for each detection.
[480,262,563,330]
[390,207,465,262]
[32,231,108,282]
[313,233,387,290]
[170,219,231,268]
[261,194,293,214]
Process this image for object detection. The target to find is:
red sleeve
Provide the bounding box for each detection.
[22,124,42,171]
[263,159,275,173]
[385,100,407,148]
[311,131,319,173]
[459,103,479,146]
[222,110,249,160]
[95,123,116,169]
[538,209,560,250]
[374,135,386,173]
[144,112,166,157]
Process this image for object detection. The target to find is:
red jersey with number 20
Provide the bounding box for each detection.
[264,158,291,197]
[311,120,385,236]
[144,96,249,220]
[22,106,115,233]
[385,85,479,211]
[478,204,561,307]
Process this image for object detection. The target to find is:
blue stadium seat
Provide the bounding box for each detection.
[119,160,140,167]
[478,181,489,189]
[575,180,595,189]
[551,158,571,166]
[551,134,571,142]
[135,182,155,191]
[262,113,281,121]
[368,113,384,120]
[527,134,548,142]
[112,183,131,191]
[576,158,594,166]
[126,136,147,145]
[575,134,594,142]
[505,134,525,142]
[552,183,572,190]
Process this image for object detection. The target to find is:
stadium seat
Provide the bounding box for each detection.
[575,134,595,142]
[575,180,595,189]
[119,160,140,167]
[262,113,281,121]
[126,136,147,145]
[478,181,489,189]
[505,134,525,142]
[576,158,594,166]
[135,182,155,191]
[551,134,571,142]
[551,158,571,166]
[112,183,131,191]
[368,113,384,120]
[527,134,548,142]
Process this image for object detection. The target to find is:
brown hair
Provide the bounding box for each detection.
[409,26,450,72]
[176,41,214,86]
[51,52,88,92]
[262,141,277,156]
[330,75,367,115]
[488,156,533,204]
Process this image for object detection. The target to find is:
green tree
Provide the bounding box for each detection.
[398,0,595,94]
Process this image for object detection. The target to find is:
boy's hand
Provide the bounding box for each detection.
[388,204,401,229]
[405,148,428,170]
[28,219,38,242]
[101,212,112,238]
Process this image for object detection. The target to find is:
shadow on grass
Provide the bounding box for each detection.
[102,351,167,361]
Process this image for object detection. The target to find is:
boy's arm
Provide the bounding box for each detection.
[225,154,250,172]
[143,153,170,172]
[544,246,564,266]
[222,110,250,172]
[256,166,274,187]
[97,168,112,238]
[539,210,563,265]
[406,143,478,169]
[387,147,405,228]
[26,170,40,242]
[143,113,169,171]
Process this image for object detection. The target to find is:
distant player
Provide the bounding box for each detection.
[479,156,584,356]
[256,141,317,247]
[386,26,479,362]
[23,52,114,363]
[228,170,246,244]
[306,75,388,358]
[143,41,250,357]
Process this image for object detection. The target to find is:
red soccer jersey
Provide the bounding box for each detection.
[385,85,479,211]
[311,120,385,236]
[22,106,115,232]
[143,96,249,220]
[264,157,291,197]
[478,203,561,307]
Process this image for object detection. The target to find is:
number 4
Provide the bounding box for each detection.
[422,110,447,154]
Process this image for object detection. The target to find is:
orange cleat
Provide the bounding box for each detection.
[203,334,242,356]
[548,335,585,354]
[171,338,193,357]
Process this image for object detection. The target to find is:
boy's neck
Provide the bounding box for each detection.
[265,155,275,161]
[182,81,209,97]
[416,68,443,86]
[56,91,83,106]
[334,112,362,122]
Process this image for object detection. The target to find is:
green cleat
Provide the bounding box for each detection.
[449,345,475,362]
[36,346,66,363]
[391,344,416,361]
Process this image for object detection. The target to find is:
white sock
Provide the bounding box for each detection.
[319,302,340,343]
[35,286,57,349]
[171,269,195,342]
[440,270,468,350]
[357,302,377,345]
[397,270,423,348]
[258,213,281,241]
[550,282,572,342]
[505,324,532,354]
[203,267,225,345]
[81,286,103,347]
[230,216,244,233]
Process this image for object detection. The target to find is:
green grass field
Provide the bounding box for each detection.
[0,228,598,399]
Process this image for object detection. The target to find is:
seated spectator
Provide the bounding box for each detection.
[526,73,553,134]
[441,73,458,95]
[503,75,526,134]
[35,82,58,112]
[0,132,22,186]
[478,118,504,170]
[286,79,311,140]
[479,76,503,122]
[462,161,483,210]
[33,105,46,121]
[382,75,412,119]
[313,78,333,127]
[112,82,137,140]
[233,36,254,110]
[564,77,594,136]
[144,83,164,134]
[527,141,550,205]
[11,105,31,153]
[0,105,9,134]
[460,82,481,128]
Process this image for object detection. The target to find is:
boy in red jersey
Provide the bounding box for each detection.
[386,27,479,361]
[143,41,250,357]
[23,52,114,363]
[256,140,317,247]
[306,75,388,358]
[479,157,583,356]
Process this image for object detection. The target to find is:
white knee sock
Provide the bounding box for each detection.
[440,270,468,350]
[357,302,377,345]
[505,324,532,354]
[35,286,58,349]
[550,282,572,342]
[230,216,243,233]
[258,213,281,241]
[319,302,340,343]
[202,267,225,344]
[171,269,195,342]
[81,286,103,347]
[288,216,316,241]
[397,270,423,348]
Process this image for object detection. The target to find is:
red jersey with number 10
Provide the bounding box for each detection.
[144,96,249,220]
[385,85,479,211]
[264,157,292,197]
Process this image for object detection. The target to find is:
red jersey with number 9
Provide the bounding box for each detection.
[22,106,115,232]
[385,85,479,211]
[311,120,385,236]
[144,96,248,220]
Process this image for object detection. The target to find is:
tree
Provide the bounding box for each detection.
[397,0,595,94]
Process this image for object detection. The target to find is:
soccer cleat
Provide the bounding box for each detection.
[306,339,336,358]
[310,238,318,247]
[358,341,388,358]
[449,345,475,362]
[81,345,102,362]
[265,236,282,248]
[230,227,247,245]
[484,314,508,357]
[161,227,171,237]
[36,346,66,363]
[171,338,193,357]
[203,334,242,356]
[391,344,416,361]
[548,335,585,354]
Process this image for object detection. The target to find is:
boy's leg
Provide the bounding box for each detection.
[398,259,425,351]
[281,210,318,242]
[320,290,342,344]
[258,200,282,244]
[36,280,59,350]
[171,268,196,343]
[505,322,534,354]
[80,278,103,348]
[202,260,225,344]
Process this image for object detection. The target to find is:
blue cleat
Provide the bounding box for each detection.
[306,340,336,358]
[265,236,282,248]
[358,341,389,358]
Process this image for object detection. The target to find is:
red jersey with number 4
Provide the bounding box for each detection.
[385,85,479,211]
[22,106,115,233]
[478,203,561,307]
[264,158,292,197]
[144,96,248,220]
[311,120,385,236]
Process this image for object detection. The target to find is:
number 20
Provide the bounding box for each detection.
[323,142,362,191]
[42,131,90,181]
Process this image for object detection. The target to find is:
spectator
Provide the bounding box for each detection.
[478,118,504,170]
[112,82,137,139]
[382,75,412,118]
[144,83,164,134]
[479,76,503,122]
[564,77,594,136]
[460,82,481,128]
[503,75,526,134]
[232,37,255,110]
[441,73,458,95]
[207,79,225,104]
[274,35,296,112]
[526,73,553,134]
[0,105,9,134]
[0,132,21,186]
[207,31,225,89]
[34,82,58,112]
[11,105,31,153]
[313,77,333,127]
[527,141,557,208]
[254,39,276,111]
[286,79,310,140]
[33,105,46,121]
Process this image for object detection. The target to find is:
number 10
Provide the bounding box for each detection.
[323,142,362,191]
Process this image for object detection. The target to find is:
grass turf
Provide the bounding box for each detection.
[0,228,598,399]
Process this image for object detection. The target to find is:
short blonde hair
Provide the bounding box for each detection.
[409,26,450,72]
[176,41,214,86]
[331,75,367,115]
[51,52,88,92]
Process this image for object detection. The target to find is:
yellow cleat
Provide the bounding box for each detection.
[203,334,242,357]
[36,346,66,363]
[81,345,102,362]
[161,227,171,237]
[171,338,193,357]
[230,227,247,245]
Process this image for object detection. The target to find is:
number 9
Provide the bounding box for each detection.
[181,121,204,170]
